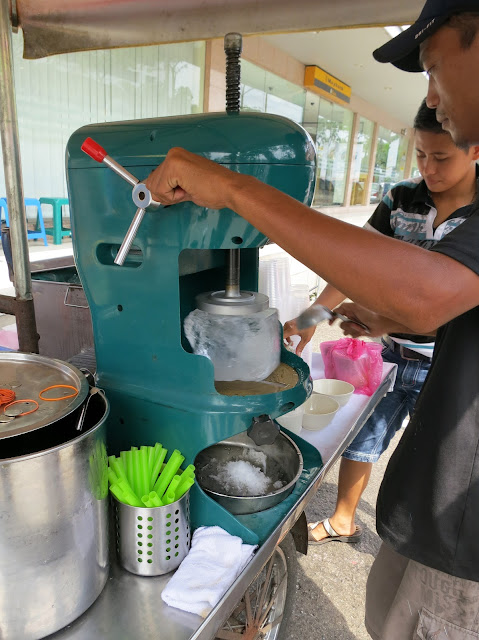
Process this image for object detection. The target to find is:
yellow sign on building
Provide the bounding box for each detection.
[304,65,351,105]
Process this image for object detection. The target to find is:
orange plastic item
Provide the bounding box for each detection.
[4,399,39,416]
[0,389,15,405]
[39,384,79,401]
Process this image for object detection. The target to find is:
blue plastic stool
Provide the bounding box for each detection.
[0,198,8,224]
[0,197,48,246]
[39,197,70,245]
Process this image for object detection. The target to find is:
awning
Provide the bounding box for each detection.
[13,0,424,60]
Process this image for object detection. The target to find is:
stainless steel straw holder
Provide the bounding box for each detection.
[114,491,191,576]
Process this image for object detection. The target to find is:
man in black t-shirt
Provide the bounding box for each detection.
[144,2,479,636]
[285,100,479,552]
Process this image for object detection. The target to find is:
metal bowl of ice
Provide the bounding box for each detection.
[195,431,303,515]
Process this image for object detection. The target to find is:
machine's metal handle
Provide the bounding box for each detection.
[81,137,139,187]
[114,207,146,266]
[81,137,108,163]
[115,184,165,265]
[81,137,166,267]
[131,183,162,210]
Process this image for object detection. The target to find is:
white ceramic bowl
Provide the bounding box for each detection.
[276,405,305,435]
[312,379,355,407]
[302,394,340,431]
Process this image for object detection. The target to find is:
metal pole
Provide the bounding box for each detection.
[0,0,38,352]
[224,33,242,298]
[225,248,241,298]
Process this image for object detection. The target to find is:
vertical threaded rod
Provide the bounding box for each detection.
[224,32,242,114]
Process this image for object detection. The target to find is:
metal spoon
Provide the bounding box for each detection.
[75,387,104,431]
[296,304,370,333]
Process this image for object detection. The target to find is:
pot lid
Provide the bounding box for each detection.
[0,353,89,439]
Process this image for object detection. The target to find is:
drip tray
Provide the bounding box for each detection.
[214,363,299,396]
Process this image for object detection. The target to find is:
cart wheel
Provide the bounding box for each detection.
[216,533,298,640]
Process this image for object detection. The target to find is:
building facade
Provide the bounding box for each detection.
[0,32,418,224]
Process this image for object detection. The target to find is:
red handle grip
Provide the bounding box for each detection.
[81,137,107,163]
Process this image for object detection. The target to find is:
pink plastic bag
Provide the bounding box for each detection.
[320,338,383,396]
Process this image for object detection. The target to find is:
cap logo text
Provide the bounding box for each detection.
[415,18,436,39]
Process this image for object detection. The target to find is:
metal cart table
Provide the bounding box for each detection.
[52,358,396,640]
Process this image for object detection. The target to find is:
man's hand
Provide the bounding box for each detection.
[145,147,243,211]
[334,302,437,338]
[283,318,316,356]
[335,302,391,338]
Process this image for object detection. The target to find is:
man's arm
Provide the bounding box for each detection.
[145,148,479,333]
[334,302,437,339]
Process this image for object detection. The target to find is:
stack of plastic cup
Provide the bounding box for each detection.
[285,283,313,369]
[259,252,314,370]
[258,252,292,323]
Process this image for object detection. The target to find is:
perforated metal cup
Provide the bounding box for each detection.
[114,491,190,576]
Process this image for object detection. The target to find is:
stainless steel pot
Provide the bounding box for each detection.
[195,430,303,515]
[0,392,110,640]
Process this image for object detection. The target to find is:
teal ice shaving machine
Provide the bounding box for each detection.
[66,112,318,536]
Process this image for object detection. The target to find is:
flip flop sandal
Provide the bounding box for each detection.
[307,518,362,545]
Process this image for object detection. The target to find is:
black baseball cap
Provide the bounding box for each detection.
[373,0,479,72]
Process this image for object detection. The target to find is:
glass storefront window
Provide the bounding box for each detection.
[350,117,374,205]
[1,35,205,198]
[240,60,306,123]
[313,100,353,207]
[370,127,408,204]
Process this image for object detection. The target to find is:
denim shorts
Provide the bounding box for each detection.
[343,340,431,463]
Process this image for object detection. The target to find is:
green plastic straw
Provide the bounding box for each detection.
[128,449,137,493]
[109,456,129,486]
[148,443,161,474]
[147,445,153,467]
[163,487,176,505]
[132,449,143,497]
[149,491,163,507]
[175,476,195,501]
[150,443,162,478]
[176,464,195,488]
[108,468,119,487]
[174,465,195,499]
[116,478,142,507]
[124,450,135,489]
[140,446,150,498]
[150,447,167,490]
[110,483,128,504]
[169,475,181,494]
[108,459,138,501]
[162,476,181,505]
[141,494,154,507]
[153,450,185,499]
[110,480,142,507]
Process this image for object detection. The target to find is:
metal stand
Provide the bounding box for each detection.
[0,0,38,352]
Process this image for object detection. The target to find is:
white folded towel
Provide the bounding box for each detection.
[161,525,257,617]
